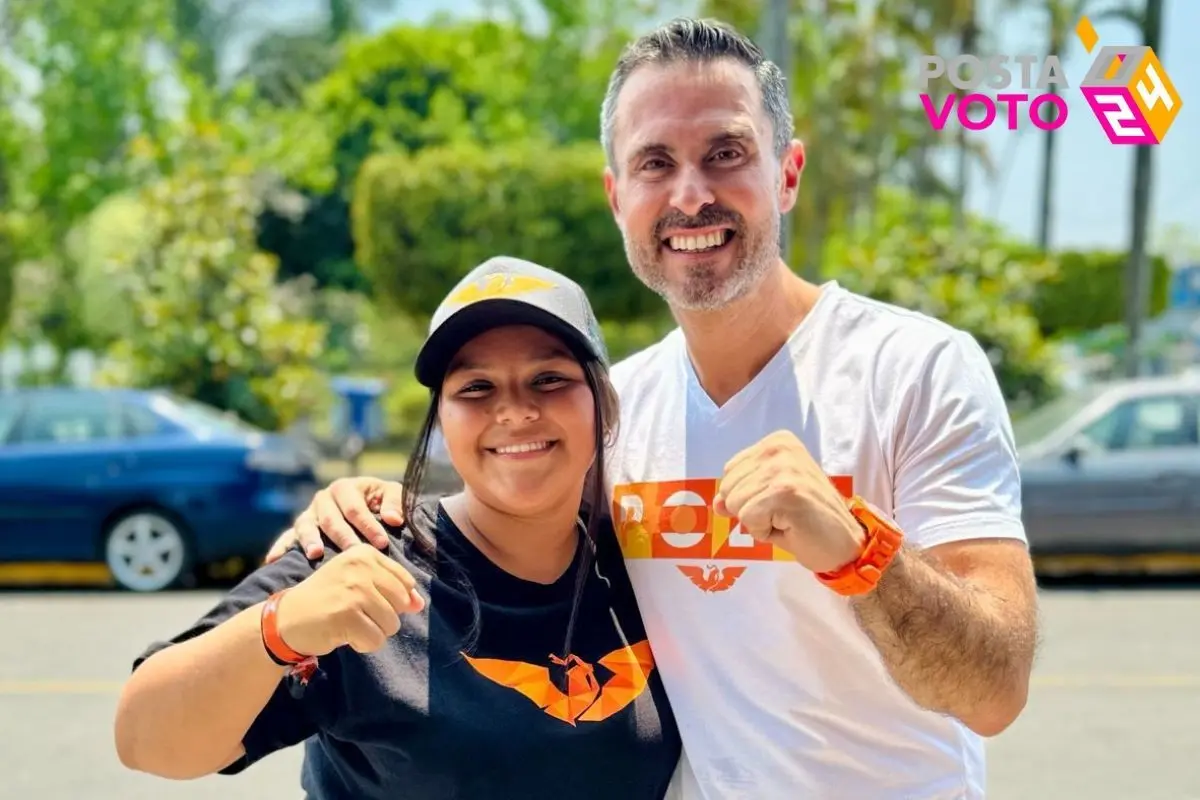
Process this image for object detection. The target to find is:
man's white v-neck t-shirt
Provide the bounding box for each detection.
[606,281,1027,800]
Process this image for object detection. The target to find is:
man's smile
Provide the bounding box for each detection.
[662,228,736,254]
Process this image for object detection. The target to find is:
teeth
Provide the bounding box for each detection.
[494,441,551,455]
[668,231,727,251]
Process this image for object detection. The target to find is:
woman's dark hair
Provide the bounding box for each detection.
[400,351,620,659]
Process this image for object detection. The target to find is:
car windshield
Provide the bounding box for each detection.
[1011,385,1105,448]
[156,393,263,436]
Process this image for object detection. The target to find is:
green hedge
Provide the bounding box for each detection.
[351,140,662,323]
[823,188,1060,408]
[1031,249,1170,339]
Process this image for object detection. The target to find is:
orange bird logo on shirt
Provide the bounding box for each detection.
[676,564,746,592]
[462,640,656,726]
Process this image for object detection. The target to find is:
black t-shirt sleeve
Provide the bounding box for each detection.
[130,547,324,775]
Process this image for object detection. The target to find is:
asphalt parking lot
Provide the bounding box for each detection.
[1,584,1199,799]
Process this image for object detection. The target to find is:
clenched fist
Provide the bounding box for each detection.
[714,430,866,574]
[275,544,424,657]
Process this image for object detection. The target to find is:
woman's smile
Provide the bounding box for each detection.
[487,439,559,458]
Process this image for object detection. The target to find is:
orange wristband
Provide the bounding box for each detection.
[815,496,904,596]
[261,590,310,666]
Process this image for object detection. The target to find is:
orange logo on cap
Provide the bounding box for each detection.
[448,273,556,305]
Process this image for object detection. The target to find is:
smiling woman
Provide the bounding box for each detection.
[402,258,620,593]
[114,256,680,800]
[438,328,601,547]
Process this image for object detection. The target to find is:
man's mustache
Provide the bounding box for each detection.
[654,206,742,238]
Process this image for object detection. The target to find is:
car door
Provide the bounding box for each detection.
[0,392,133,560]
[0,393,34,557]
[1179,392,1200,546]
[1050,393,1199,552]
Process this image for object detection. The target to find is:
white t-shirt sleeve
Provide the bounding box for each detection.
[889,330,1027,550]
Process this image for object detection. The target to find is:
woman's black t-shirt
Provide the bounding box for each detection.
[132,499,681,800]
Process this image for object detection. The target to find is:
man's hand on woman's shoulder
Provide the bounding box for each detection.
[265,477,407,563]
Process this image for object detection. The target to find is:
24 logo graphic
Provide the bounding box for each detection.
[462,640,655,726]
[1076,15,1182,144]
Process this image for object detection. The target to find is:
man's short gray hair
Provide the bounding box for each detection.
[599,17,794,170]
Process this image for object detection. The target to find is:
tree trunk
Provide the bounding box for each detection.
[803,196,828,282]
[327,0,355,38]
[1036,81,1058,250]
[1124,0,1164,377]
[0,154,11,336]
[953,12,979,230]
[759,0,793,268]
[172,0,220,85]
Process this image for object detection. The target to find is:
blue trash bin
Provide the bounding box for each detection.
[1169,264,1200,312]
[330,378,387,459]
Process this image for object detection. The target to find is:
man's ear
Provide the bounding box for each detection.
[777,139,805,215]
[603,167,621,220]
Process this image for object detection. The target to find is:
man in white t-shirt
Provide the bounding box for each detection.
[267,17,1039,799]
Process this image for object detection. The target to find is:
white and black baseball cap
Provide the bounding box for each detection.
[414,256,609,388]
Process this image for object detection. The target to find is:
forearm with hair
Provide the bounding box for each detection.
[849,546,1037,732]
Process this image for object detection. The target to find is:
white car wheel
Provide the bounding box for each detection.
[104,510,190,592]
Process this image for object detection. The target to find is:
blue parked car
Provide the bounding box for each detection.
[0,387,319,591]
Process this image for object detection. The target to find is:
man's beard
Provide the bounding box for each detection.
[624,205,780,312]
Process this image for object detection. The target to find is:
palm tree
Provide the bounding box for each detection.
[236,0,398,107]
[171,0,255,86]
[898,0,996,225]
[952,7,981,229]
[758,0,793,264]
[913,0,984,227]
[1028,0,1106,251]
[1113,0,1165,376]
[1020,0,1164,374]
[326,0,397,38]
[241,29,339,107]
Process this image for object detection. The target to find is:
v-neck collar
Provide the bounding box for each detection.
[677,281,842,425]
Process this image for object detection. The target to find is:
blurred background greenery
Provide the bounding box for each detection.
[0,0,1192,464]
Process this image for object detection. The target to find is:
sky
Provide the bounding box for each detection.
[241,0,1198,259]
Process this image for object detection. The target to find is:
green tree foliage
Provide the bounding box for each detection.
[823,188,1060,409]
[1031,249,1171,339]
[62,78,333,353]
[95,126,329,430]
[352,140,662,323]
[698,0,763,37]
[509,0,655,144]
[256,16,623,291]
[4,0,170,231]
[307,19,591,170]
[0,0,172,368]
[255,21,542,291]
[69,192,164,348]
[0,128,15,336]
[0,62,24,337]
[0,224,13,336]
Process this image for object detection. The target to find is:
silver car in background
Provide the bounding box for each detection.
[1016,372,1200,561]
